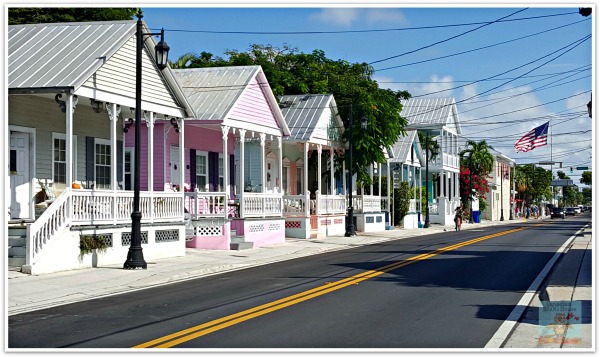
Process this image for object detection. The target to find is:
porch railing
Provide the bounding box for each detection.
[71,190,183,224]
[242,193,283,218]
[184,192,230,219]
[283,194,309,216]
[352,195,382,213]
[27,189,72,267]
[26,189,183,268]
[317,194,346,215]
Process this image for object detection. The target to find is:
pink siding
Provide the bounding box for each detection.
[242,220,285,247]
[125,122,232,192]
[229,76,281,129]
[186,224,230,250]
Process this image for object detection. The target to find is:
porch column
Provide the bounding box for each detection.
[342,158,346,197]
[146,112,155,221]
[65,94,75,218]
[108,103,120,224]
[378,163,382,197]
[304,143,309,216]
[277,136,283,216]
[178,118,185,215]
[239,129,246,218]
[386,162,390,212]
[330,147,334,195]
[222,125,229,219]
[317,144,322,214]
[260,133,266,194]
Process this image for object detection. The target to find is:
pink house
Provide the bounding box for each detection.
[126,65,291,250]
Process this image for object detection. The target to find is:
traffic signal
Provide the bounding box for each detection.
[570,167,573,173]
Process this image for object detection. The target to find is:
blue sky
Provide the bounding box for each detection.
[142,5,593,183]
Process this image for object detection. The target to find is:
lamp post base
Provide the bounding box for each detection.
[500,209,505,221]
[345,207,356,237]
[123,247,147,269]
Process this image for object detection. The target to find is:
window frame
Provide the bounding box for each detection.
[94,138,111,190]
[195,150,209,192]
[52,132,77,184]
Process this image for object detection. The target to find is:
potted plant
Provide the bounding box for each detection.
[79,234,110,261]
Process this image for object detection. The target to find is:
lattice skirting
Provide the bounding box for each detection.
[194,226,223,236]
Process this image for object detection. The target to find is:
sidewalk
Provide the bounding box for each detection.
[7,216,592,349]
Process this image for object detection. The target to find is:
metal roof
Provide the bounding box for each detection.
[390,130,423,165]
[8,20,135,91]
[172,66,259,120]
[401,98,461,133]
[279,94,343,142]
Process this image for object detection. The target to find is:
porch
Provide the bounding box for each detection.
[20,189,185,275]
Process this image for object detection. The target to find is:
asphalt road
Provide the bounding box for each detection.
[8,216,589,349]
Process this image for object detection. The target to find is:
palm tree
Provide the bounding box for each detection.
[459,140,494,222]
[459,140,494,175]
[169,52,196,69]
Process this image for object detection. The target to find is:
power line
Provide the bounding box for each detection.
[369,8,529,65]
[375,18,590,72]
[153,11,577,35]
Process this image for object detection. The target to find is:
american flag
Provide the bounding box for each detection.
[514,121,549,153]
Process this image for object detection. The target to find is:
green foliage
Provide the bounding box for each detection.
[516,164,552,205]
[79,234,111,257]
[418,131,440,162]
[175,44,411,188]
[8,8,138,24]
[460,140,494,176]
[396,181,412,225]
[580,171,592,186]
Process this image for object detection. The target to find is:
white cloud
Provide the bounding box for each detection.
[310,8,360,27]
[365,9,407,24]
[310,8,407,27]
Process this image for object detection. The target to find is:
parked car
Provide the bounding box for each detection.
[565,207,575,216]
[574,207,582,214]
[551,207,566,219]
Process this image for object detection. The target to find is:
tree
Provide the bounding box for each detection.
[459,140,494,215]
[580,171,592,186]
[8,8,138,24]
[169,52,197,69]
[182,45,411,187]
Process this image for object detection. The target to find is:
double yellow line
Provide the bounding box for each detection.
[135,226,529,348]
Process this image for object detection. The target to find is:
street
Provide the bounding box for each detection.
[9,216,590,349]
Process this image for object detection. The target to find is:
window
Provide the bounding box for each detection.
[95,139,111,189]
[52,133,77,184]
[124,148,134,190]
[196,152,208,191]
[53,136,66,184]
[296,167,303,194]
[282,166,289,194]
[219,155,224,191]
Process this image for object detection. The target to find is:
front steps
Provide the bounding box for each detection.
[8,226,27,268]
[230,230,253,250]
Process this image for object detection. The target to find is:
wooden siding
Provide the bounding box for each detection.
[82,36,179,109]
[9,95,121,189]
[229,76,280,130]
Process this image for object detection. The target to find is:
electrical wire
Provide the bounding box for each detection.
[369,8,529,65]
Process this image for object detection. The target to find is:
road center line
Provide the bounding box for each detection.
[135,225,531,348]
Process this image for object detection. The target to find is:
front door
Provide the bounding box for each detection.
[9,132,31,219]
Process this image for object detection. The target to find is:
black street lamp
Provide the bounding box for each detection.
[345,105,367,237]
[500,164,505,221]
[423,134,431,228]
[124,10,170,270]
[587,94,592,118]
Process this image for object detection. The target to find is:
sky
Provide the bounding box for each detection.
[140,4,593,186]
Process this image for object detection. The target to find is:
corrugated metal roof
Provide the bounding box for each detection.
[8,20,135,91]
[401,98,460,133]
[391,130,417,161]
[279,94,334,142]
[172,66,260,120]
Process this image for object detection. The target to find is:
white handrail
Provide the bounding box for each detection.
[27,189,72,267]
[243,192,282,217]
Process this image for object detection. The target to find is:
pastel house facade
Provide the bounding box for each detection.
[403,98,462,226]
[155,65,291,250]
[7,20,194,274]
[278,94,347,238]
